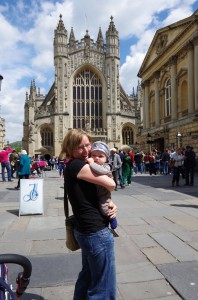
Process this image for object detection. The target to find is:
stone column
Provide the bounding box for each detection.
[193,34,198,111]
[186,41,194,113]
[154,71,160,126]
[141,83,146,129]
[144,80,150,129]
[169,56,177,120]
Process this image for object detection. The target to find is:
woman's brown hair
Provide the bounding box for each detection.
[60,129,92,159]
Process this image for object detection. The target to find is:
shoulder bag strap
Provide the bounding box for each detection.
[64,181,69,219]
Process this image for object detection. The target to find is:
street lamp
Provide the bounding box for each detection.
[177,132,182,147]
[0,75,3,91]
[146,133,154,152]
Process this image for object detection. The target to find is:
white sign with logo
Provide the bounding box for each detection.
[19,179,44,216]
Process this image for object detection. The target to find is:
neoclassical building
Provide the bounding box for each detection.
[22,15,140,158]
[137,9,198,154]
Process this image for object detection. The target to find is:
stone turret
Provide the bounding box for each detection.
[69,27,76,49]
[54,14,68,114]
[106,16,119,58]
[54,14,68,59]
[29,80,36,107]
[96,27,104,51]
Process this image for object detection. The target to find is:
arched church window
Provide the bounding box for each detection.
[122,127,134,145]
[41,128,53,147]
[165,79,171,116]
[73,69,103,130]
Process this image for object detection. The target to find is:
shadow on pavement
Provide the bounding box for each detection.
[132,174,198,198]
[171,204,198,209]
[6,209,19,216]
[20,293,44,300]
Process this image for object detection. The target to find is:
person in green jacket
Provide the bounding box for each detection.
[122,152,133,186]
[15,150,31,190]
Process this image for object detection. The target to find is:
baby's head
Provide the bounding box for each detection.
[90,141,110,165]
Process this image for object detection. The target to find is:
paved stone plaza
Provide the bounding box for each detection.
[0,170,198,299]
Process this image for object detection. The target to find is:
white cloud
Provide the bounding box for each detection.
[0,0,197,142]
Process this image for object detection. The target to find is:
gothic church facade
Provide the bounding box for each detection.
[22,15,140,158]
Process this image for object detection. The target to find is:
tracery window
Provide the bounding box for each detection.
[122,127,134,145]
[73,69,103,129]
[41,128,53,147]
[165,79,171,116]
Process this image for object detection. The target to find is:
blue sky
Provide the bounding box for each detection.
[0,0,197,142]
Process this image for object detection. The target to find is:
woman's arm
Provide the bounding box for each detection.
[77,164,115,192]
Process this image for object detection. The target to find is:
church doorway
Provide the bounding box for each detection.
[122,126,134,145]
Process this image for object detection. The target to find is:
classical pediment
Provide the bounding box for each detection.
[138,10,197,77]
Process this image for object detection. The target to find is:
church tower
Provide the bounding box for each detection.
[53,14,69,154]
[105,16,121,144]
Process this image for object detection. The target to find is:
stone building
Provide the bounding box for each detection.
[22,15,140,159]
[137,9,198,155]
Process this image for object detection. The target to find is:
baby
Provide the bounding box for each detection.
[87,141,118,230]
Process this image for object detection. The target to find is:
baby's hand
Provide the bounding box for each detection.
[86,157,94,164]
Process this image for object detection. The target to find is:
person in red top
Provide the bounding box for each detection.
[0,146,13,182]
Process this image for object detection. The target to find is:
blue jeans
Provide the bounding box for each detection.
[185,166,195,185]
[136,162,143,174]
[163,161,169,175]
[74,227,116,300]
[118,167,124,187]
[1,162,11,181]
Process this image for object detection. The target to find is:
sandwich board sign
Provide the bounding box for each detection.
[19,179,44,216]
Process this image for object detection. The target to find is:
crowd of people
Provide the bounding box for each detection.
[0,147,67,188]
[0,144,196,190]
[112,145,196,188]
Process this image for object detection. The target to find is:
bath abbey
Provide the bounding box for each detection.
[22,15,141,158]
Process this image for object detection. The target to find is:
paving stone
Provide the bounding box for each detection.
[142,246,177,264]
[7,254,81,288]
[46,208,59,216]
[117,279,177,299]
[20,288,43,300]
[117,261,163,283]
[188,241,198,251]
[174,230,198,242]
[123,224,156,235]
[27,216,65,231]
[41,285,74,300]
[0,213,16,230]
[115,235,147,265]
[3,228,65,240]
[117,217,147,226]
[158,261,198,300]
[165,215,198,231]
[127,206,187,218]
[144,216,186,234]
[0,240,33,254]
[150,232,198,261]
[29,239,73,255]
[130,234,159,248]
[8,216,30,231]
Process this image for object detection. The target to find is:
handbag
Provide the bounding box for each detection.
[168,159,175,169]
[64,188,80,251]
